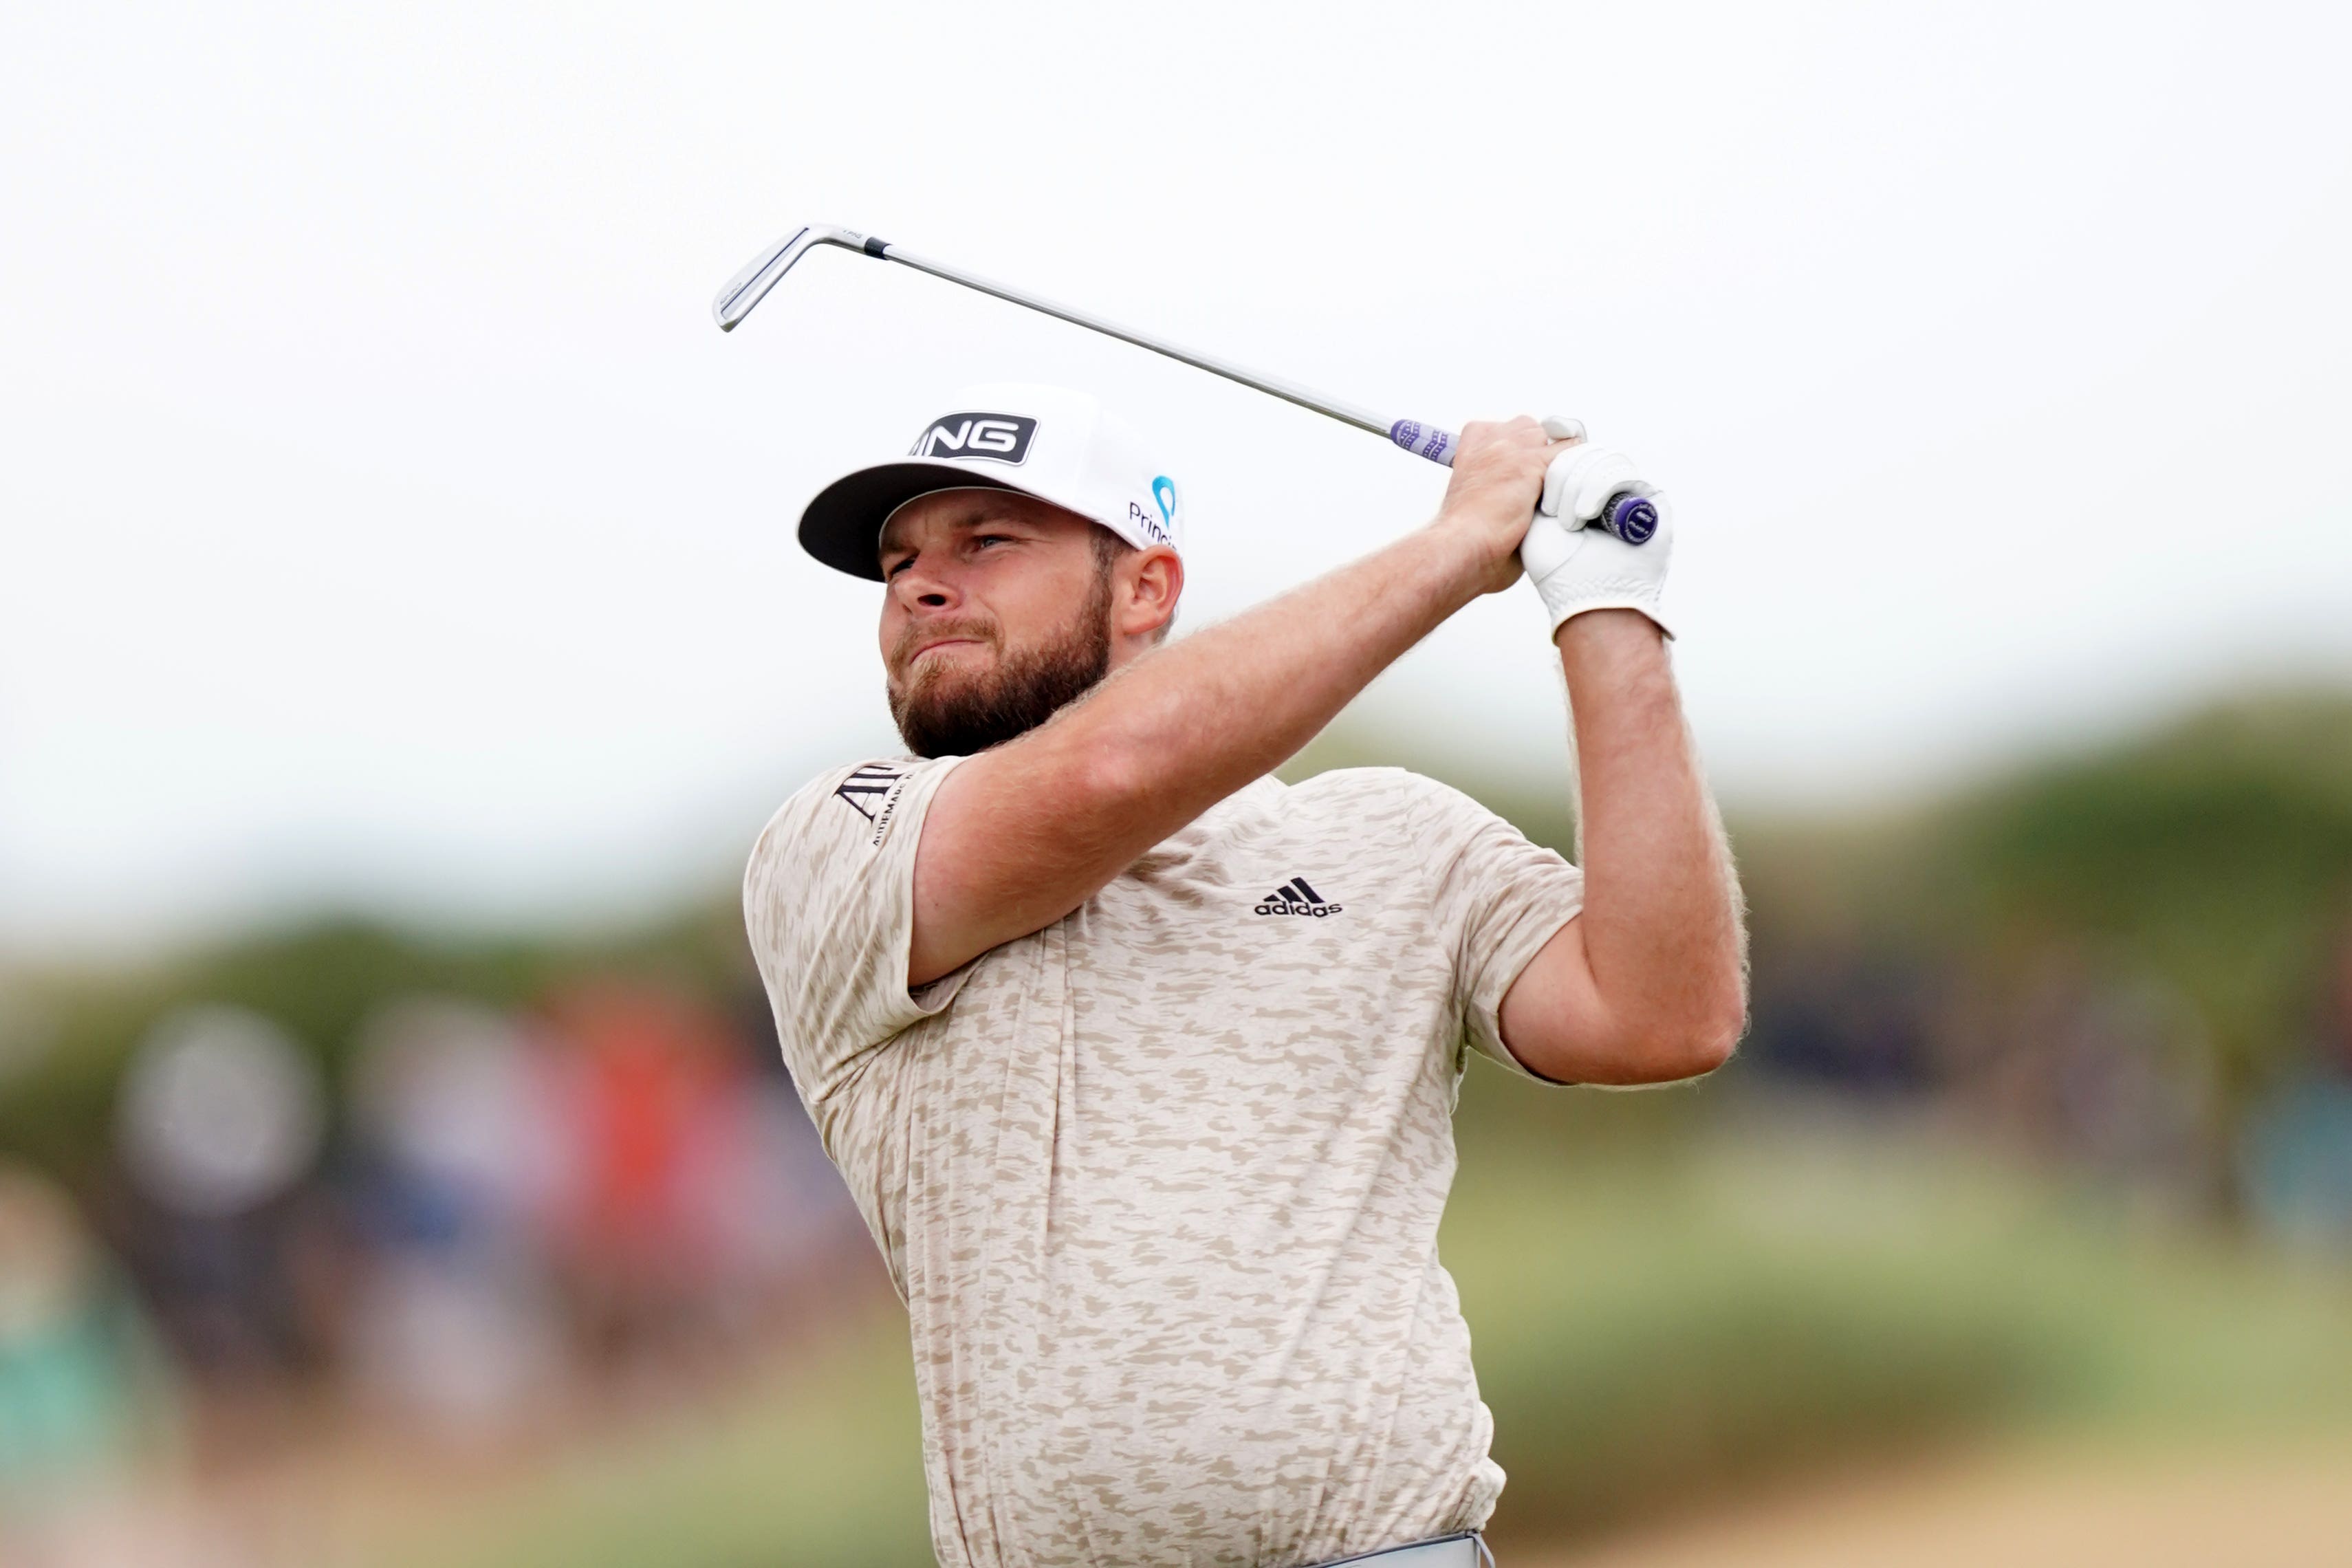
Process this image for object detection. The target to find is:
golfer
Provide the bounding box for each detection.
[746,382,1747,1568]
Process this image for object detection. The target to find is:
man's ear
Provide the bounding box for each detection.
[1116,546,1184,642]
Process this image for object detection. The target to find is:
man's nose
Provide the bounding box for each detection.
[889,554,960,612]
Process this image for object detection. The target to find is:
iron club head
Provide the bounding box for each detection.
[712,224,879,331]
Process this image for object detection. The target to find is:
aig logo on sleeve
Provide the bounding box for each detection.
[910,411,1038,465]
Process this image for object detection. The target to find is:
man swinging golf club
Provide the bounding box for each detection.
[745,380,1747,1568]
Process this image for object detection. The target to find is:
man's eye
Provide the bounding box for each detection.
[884,558,912,578]
[973,533,1010,549]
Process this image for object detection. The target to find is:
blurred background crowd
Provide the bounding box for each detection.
[6,0,2349,1563]
[5,692,2351,1564]
[0,924,882,1559]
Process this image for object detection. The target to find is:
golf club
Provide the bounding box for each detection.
[713,224,1659,547]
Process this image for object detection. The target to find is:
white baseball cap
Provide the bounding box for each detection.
[798,382,1184,580]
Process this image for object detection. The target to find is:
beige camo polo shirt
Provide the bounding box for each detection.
[745,759,1585,1568]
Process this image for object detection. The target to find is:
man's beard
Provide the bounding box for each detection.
[887,575,1112,759]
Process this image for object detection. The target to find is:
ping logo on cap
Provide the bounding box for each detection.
[910,411,1037,465]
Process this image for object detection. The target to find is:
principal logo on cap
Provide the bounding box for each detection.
[910,411,1038,466]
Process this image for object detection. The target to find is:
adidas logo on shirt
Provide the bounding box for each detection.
[1254,877,1342,917]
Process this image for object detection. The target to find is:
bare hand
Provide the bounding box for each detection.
[1431,417,1584,594]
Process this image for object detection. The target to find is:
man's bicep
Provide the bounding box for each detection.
[1430,783,1589,1080]
[907,737,1141,985]
[746,760,970,1095]
[1495,917,1616,1085]
[1499,915,1728,1087]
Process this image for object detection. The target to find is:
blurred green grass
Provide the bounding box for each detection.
[349,1311,935,1568]
[1451,1081,2352,1546]
[347,1076,2352,1567]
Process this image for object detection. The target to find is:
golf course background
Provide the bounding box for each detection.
[5,690,2351,1564]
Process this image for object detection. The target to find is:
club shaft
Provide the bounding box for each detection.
[871,243,1663,542]
[873,241,1397,439]
[713,224,1659,544]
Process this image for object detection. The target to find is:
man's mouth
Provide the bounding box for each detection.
[893,634,995,684]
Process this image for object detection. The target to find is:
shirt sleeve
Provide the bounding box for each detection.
[1422,782,1587,1082]
[742,756,973,1110]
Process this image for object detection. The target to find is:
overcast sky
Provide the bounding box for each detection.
[4,0,2348,956]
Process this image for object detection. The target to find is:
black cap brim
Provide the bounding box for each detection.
[798,462,1029,581]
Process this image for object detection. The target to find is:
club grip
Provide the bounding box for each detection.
[1389,419,1459,465]
[1387,420,1658,546]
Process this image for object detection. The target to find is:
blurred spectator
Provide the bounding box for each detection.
[1747,952,1941,1094]
[349,998,571,1234]
[327,983,873,1437]
[341,998,570,1442]
[541,983,782,1355]
[2245,1074,2352,1249]
[2004,963,2208,1189]
[108,1008,327,1380]
[116,1007,324,1222]
[669,1042,868,1324]
[0,1162,169,1530]
[2244,923,2352,1247]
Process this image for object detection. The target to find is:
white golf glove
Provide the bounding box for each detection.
[1519,414,1673,639]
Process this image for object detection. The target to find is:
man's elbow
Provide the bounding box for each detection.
[1681,1001,1748,1078]
[1620,990,1747,1084]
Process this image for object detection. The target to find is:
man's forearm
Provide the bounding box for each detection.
[1069,525,1485,820]
[911,523,1490,981]
[1556,611,1747,1059]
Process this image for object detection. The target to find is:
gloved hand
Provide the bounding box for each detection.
[1519,414,1674,639]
